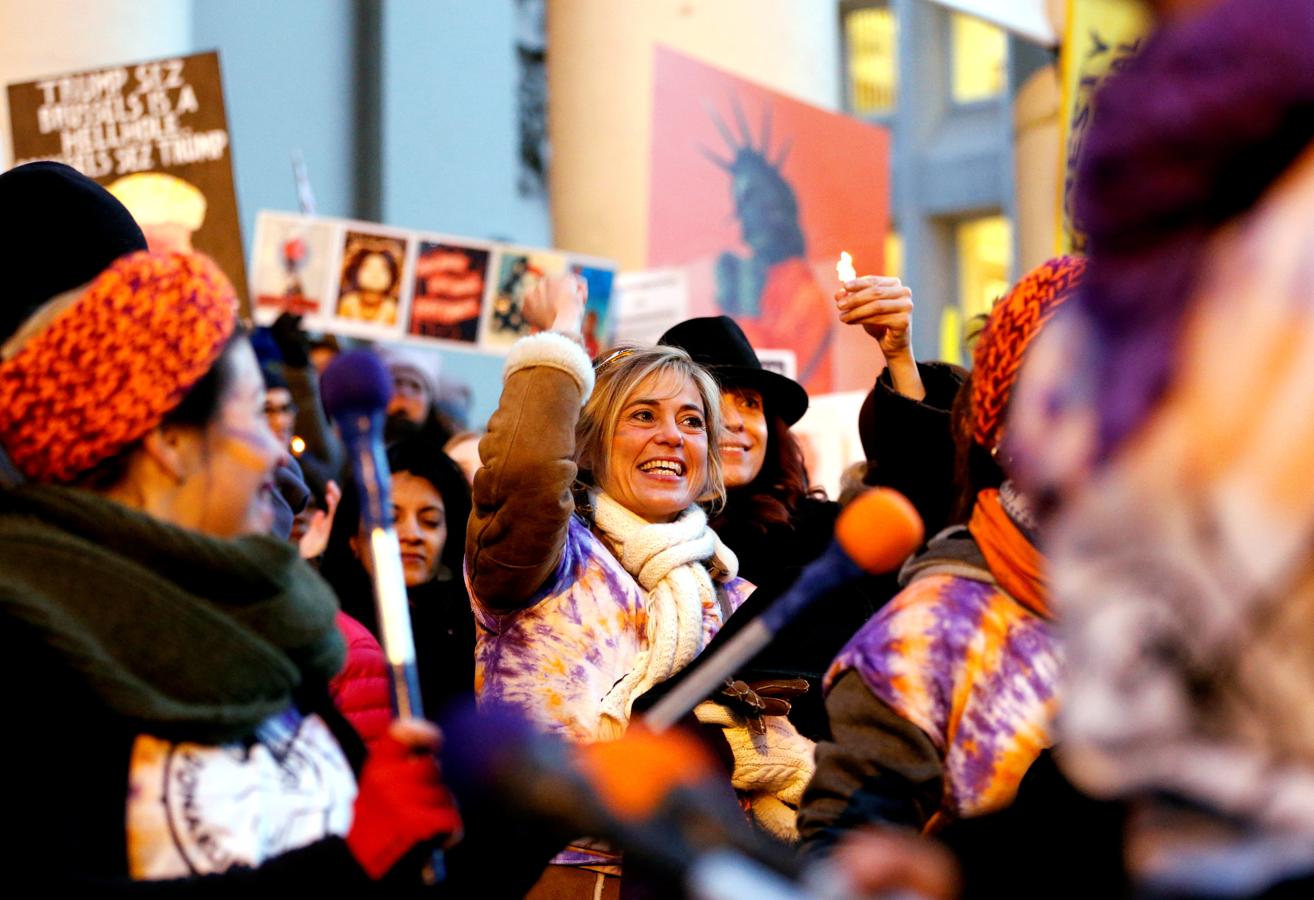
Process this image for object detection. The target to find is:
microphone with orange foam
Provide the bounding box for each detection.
[644,487,924,731]
[441,704,806,896]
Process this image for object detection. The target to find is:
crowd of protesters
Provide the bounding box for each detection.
[3,0,1314,895]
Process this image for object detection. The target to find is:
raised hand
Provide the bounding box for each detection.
[836,275,914,357]
[523,273,587,335]
[836,275,924,401]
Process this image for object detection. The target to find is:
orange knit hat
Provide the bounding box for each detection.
[0,251,237,483]
[971,255,1086,451]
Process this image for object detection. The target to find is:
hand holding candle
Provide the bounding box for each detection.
[834,266,925,401]
[833,248,912,354]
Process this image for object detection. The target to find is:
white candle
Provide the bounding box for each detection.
[836,251,855,284]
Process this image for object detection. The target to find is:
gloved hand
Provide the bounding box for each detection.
[346,718,463,880]
[718,678,810,734]
[271,311,311,369]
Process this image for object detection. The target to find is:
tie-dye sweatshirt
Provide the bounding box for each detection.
[831,573,1059,819]
[800,490,1059,846]
[472,514,751,743]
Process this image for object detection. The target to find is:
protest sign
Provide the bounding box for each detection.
[250,210,617,355]
[8,51,248,307]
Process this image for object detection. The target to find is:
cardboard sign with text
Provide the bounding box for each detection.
[8,51,248,308]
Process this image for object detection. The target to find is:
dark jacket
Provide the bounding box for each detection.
[860,360,965,538]
[663,495,890,741]
[334,566,477,722]
[0,484,376,893]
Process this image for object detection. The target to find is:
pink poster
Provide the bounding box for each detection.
[647,46,891,393]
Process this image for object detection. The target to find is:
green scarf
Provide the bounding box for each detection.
[0,484,345,743]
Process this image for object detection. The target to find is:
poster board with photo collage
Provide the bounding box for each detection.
[250,210,618,355]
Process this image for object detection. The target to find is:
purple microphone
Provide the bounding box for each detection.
[323,348,445,882]
[321,349,424,720]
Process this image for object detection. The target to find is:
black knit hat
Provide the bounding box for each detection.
[0,161,147,341]
[659,315,809,425]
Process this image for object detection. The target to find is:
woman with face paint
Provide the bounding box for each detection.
[0,251,459,890]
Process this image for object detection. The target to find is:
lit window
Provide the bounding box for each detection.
[957,214,1012,319]
[883,230,903,280]
[939,305,965,366]
[951,12,1006,104]
[845,4,898,116]
[946,214,1013,363]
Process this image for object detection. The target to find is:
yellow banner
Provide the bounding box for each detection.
[1057,0,1156,254]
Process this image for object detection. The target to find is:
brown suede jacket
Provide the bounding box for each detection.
[465,331,593,613]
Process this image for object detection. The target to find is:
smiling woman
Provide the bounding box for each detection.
[576,351,722,523]
[465,275,755,891]
[325,433,476,719]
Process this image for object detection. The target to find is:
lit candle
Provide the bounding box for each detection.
[836,251,855,284]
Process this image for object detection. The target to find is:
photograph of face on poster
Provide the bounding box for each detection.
[571,263,615,359]
[408,240,491,344]
[482,248,567,348]
[249,213,336,322]
[335,230,408,331]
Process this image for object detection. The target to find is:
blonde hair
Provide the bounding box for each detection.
[576,344,726,513]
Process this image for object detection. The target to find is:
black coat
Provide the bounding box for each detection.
[860,360,965,538]
[337,570,477,721]
[635,495,891,741]
[708,495,890,740]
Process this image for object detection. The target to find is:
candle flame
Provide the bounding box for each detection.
[836,251,855,284]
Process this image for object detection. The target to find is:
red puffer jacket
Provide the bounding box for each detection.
[329,611,393,751]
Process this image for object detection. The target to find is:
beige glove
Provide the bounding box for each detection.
[694,699,816,842]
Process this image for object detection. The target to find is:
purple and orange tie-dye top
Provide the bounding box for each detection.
[471,515,752,744]
[827,491,1060,822]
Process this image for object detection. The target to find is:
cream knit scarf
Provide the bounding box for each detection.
[590,489,737,737]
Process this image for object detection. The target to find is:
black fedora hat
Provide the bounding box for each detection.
[659,315,809,426]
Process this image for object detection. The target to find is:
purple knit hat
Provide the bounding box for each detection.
[1074,0,1314,459]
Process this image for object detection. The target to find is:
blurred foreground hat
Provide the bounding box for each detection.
[0,251,237,483]
[1074,0,1314,458]
[971,255,1086,452]
[659,315,809,425]
[0,161,148,341]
